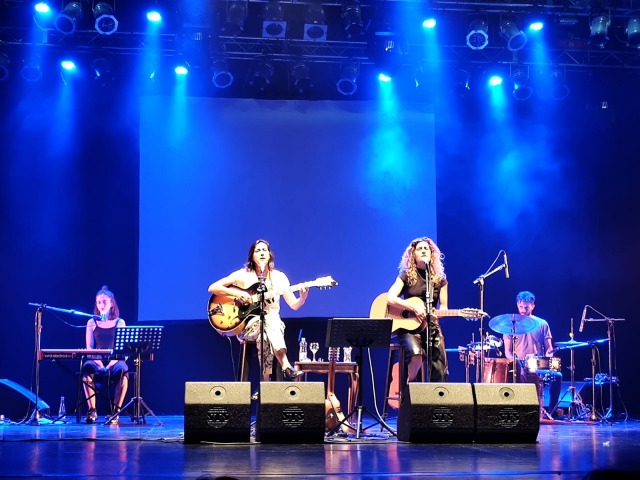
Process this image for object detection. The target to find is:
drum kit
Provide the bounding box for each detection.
[448,312,615,421]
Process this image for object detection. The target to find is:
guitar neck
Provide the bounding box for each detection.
[249,281,314,304]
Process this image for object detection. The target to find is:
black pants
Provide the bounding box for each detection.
[397,321,448,382]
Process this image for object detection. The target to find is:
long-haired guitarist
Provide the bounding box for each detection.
[387,237,449,384]
[207,239,309,380]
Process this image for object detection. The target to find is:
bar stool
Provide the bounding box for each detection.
[238,339,282,382]
[382,343,404,421]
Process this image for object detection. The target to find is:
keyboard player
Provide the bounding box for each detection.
[81,286,128,424]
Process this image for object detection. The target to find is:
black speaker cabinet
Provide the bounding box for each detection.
[397,383,475,443]
[473,383,540,444]
[256,382,325,444]
[184,382,251,444]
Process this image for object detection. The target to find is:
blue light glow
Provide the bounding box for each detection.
[529,21,544,31]
[147,11,162,23]
[378,73,392,83]
[489,75,503,87]
[61,60,76,71]
[175,65,189,75]
[34,2,51,14]
[422,18,436,29]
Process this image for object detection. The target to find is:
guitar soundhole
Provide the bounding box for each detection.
[402,310,411,319]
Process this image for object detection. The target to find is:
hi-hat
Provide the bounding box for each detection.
[555,340,589,350]
[489,314,538,335]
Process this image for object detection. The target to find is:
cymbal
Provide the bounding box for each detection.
[555,340,585,347]
[489,314,538,335]
[554,341,588,351]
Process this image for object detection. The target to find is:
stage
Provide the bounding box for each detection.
[1,414,639,479]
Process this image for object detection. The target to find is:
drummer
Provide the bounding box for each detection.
[502,291,562,418]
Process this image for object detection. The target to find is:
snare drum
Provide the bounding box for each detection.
[525,356,561,373]
[483,358,512,383]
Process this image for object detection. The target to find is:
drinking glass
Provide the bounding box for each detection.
[309,342,319,362]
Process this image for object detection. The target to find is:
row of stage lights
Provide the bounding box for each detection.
[0,50,572,104]
[33,1,162,36]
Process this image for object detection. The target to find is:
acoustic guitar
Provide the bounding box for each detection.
[369,293,486,334]
[324,347,353,434]
[207,276,337,336]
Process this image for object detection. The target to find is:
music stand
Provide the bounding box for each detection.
[325,317,393,438]
[105,326,164,425]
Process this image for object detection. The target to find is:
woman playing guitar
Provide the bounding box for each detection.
[386,237,450,386]
[208,239,309,380]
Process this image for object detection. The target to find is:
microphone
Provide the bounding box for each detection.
[503,251,510,279]
[100,313,108,321]
[579,306,587,333]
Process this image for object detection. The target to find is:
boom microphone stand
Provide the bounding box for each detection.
[473,250,509,383]
[257,266,267,381]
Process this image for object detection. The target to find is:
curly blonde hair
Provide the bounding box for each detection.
[398,237,446,288]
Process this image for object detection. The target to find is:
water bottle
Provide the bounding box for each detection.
[343,346,352,363]
[58,396,66,421]
[299,337,308,362]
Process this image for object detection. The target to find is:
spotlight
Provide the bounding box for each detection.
[422,18,436,29]
[511,66,533,101]
[549,68,570,101]
[223,1,247,35]
[54,2,83,35]
[21,56,43,82]
[34,2,52,14]
[147,11,162,23]
[488,75,503,87]
[212,60,234,89]
[626,16,640,49]
[262,1,286,39]
[342,1,364,38]
[290,61,312,95]
[590,15,610,48]
[92,57,112,85]
[304,3,327,42]
[336,63,358,96]
[93,2,118,35]
[453,69,471,96]
[466,18,489,50]
[500,17,527,51]
[174,61,189,75]
[0,53,9,82]
[372,31,404,78]
[250,60,273,92]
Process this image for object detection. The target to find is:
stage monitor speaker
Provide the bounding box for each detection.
[184,382,251,444]
[473,383,540,444]
[256,382,325,444]
[397,383,475,443]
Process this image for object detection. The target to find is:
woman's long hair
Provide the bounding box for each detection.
[398,237,446,288]
[244,239,275,272]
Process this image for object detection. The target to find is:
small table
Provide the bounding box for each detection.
[294,361,359,419]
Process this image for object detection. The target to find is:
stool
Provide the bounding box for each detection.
[382,343,404,421]
[238,339,282,382]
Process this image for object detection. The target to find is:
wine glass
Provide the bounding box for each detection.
[309,342,319,362]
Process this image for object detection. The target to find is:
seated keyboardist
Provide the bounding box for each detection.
[81,286,128,424]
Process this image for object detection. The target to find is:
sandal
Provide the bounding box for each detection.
[86,408,98,424]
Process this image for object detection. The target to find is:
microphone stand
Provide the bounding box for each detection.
[582,309,624,421]
[473,261,507,383]
[256,267,267,381]
[25,303,98,425]
[424,267,432,383]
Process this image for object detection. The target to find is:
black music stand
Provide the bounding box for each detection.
[105,326,163,425]
[325,317,393,438]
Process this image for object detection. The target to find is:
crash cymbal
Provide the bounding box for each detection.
[489,314,538,335]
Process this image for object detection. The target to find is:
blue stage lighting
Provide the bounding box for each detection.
[489,75,503,87]
[529,21,544,31]
[422,18,436,29]
[54,2,84,35]
[175,64,189,75]
[34,2,52,14]
[378,73,392,83]
[61,60,76,71]
[147,11,162,23]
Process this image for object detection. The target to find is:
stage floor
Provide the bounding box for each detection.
[1,414,639,479]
